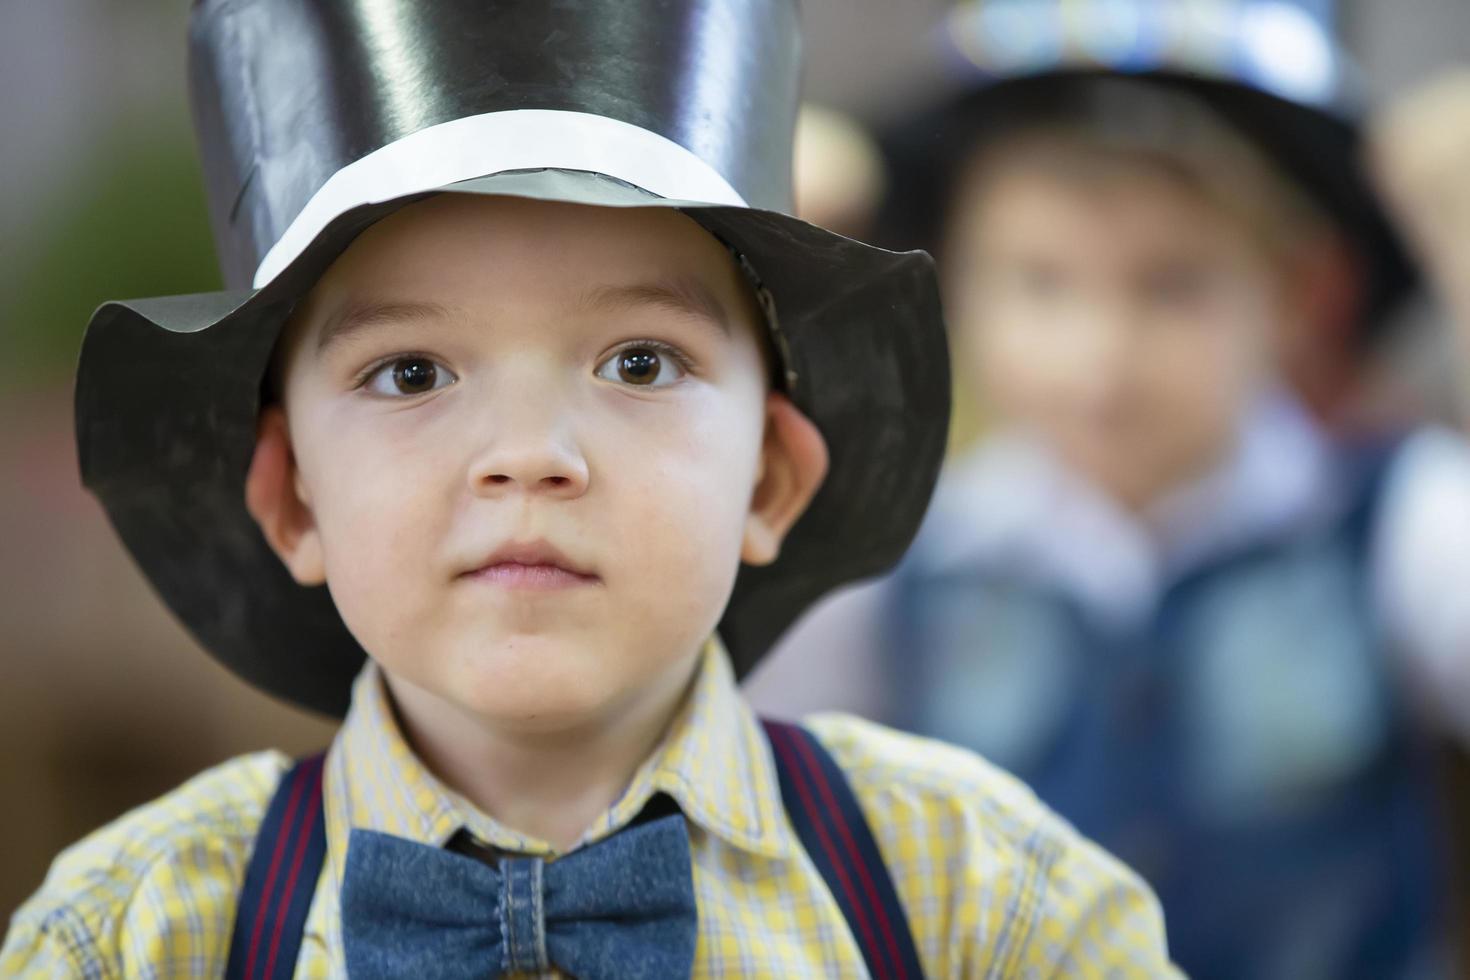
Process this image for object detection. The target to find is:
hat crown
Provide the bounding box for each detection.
[189,0,801,290]
[943,0,1354,114]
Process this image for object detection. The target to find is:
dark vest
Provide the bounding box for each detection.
[883,445,1449,980]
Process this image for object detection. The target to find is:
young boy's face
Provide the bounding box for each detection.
[245,194,825,732]
[946,150,1287,510]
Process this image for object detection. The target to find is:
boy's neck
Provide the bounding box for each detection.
[382,654,703,853]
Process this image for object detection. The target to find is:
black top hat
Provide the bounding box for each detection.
[879,0,1415,343]
[76,0,950,716]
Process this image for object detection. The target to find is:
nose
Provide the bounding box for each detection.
[466,419,590,500]
[1069,301,1138,392]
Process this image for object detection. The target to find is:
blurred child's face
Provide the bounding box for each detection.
[947,153,1286,510]
[247,194,825,734]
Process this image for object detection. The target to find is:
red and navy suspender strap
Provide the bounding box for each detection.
[227,730,922,979]
[225,752,328,980]
[762,720,927,980]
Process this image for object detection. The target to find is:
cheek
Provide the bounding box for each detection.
[592,389,763,592]
[1128,330,1252,466]
[292,409,460,643]
[972,314,1050,413]
[1156,309,1266,414]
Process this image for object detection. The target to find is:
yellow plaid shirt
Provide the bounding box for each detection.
[3,642,1179,978]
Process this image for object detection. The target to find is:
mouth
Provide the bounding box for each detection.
[459,540,601,591]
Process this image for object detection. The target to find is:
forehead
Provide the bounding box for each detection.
[954,154,1254,262]
[332,192,733,275]
[284,193,765,353]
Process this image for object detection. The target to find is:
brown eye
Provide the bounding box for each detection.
[618,349,661,385]
[364,356,457,397]
[393,358,438,393]
[595,343,687,387]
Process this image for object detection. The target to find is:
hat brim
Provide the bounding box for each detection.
[1152,72,1418,338]
[76,168,950,717]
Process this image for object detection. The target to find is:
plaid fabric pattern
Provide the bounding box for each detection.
[3,642,1179,978]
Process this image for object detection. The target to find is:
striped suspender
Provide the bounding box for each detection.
[763,720,927,980]
[228,728,924,979]
[225,753,328,980]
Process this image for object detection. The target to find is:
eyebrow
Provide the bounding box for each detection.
[576,275,731,335]
[314,300,461,353]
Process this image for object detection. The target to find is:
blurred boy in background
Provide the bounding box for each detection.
[751,2,1470,977]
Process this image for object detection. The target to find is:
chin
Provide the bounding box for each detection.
[440,633,627,728]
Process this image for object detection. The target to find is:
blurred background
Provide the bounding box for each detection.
[4,0,1470,929]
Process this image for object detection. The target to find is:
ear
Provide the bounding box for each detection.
[244,406,327,585]
[741,393,830,566]
[1276,233,1365,417]
[1288,232,1364,343]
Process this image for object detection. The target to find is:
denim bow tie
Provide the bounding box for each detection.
[340,814,698,979]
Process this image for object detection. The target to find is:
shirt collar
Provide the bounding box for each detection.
[1147,389,1338,571]
[323,638,794,881]
[915,390,1339,626]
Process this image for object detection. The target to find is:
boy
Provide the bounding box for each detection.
[751,2,1470,978]
[1,0,1178,976]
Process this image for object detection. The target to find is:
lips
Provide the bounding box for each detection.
[459,540,600,591]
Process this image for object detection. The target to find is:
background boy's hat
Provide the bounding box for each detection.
[884,0,1415,343]
[76,0,949,717]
